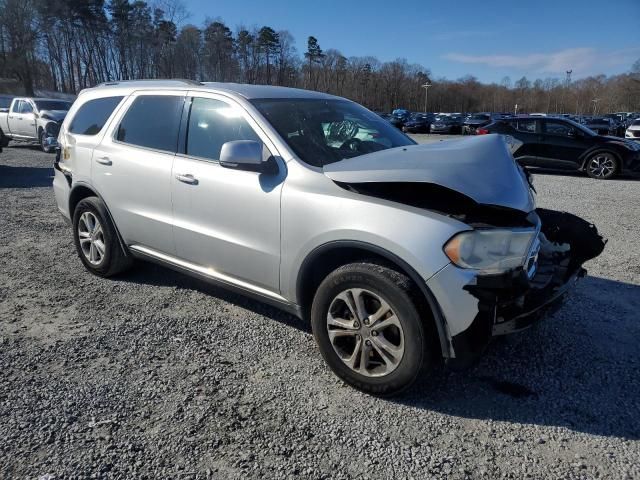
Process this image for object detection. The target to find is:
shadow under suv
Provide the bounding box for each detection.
[53,80,604,395]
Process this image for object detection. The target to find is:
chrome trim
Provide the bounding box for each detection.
[128,244,288,303]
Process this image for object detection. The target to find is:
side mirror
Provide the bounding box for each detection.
[219,140,269,173]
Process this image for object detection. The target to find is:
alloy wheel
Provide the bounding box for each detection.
[588,153,615,178]
[78,211,105,265]
[326,288,405,377]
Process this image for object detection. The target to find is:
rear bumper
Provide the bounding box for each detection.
[53,158,71,221]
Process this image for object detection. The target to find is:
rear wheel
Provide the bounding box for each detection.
[311,262,433,395]
[72,197,132,277]
[585,151,618,179]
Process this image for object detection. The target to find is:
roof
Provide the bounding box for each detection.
[90,79,340,101]
[200,82,340,100]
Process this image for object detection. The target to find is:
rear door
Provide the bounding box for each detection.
[539,119,589,168]
[171,93,285,293]
[91,91,185,255]
[504,118,542,165]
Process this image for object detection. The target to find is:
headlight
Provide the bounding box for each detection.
[444,229,537,274]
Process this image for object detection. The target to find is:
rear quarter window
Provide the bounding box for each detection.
[69,96,124,136]
[116,95,183,152]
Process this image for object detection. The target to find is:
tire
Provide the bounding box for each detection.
[39,129,51,153]
[311,261,433,395]
[585,151,619,179]
[72,197,132,277]
[0,130,9,148]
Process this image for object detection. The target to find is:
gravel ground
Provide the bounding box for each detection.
[1,142,639,479]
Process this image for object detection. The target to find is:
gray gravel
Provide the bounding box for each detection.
[1,142,639,479]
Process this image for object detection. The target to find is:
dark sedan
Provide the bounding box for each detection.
[430,116,464,134]
[481,116,640,179]
[388,111,411,129]
[402,113,434,133]
[462,113,492,135]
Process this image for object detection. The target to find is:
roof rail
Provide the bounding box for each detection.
[96,79,203,87]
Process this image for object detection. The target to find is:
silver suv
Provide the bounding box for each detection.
[53,80,604,395]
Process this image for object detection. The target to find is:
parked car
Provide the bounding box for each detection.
[462,113,492,135]
[625,119,640,141]
[603,114,626,137]
[430,115,463,134]
[583,117,616,136]
[53,80,604,395]
[0,97,72,151]
[480,116,640,179]
[402,113,434,133]
[389,111,411,129]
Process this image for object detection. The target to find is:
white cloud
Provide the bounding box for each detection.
[442,47,640,77]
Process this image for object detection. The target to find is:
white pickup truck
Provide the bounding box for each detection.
[0,97,72,152]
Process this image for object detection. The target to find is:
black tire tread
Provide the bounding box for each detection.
[311,260,433,396]
[72,196,132,277]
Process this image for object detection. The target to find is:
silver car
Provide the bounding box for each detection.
[53,80,604,395]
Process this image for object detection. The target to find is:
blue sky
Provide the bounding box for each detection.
[183,0,640,83]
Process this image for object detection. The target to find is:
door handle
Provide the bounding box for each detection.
[176,173,198,185]
[96,156,112,166]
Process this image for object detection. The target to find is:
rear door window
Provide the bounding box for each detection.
[512,119,537,133]
[116,95,183,152]
[69,96,124,136]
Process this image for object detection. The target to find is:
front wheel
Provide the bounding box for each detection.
[39,130,52,153]
[585,151,618,179]
[311,262,433,395]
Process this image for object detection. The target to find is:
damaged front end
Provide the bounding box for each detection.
[323,135,606,366]
[448,208,605,366]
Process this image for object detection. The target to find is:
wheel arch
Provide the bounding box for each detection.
[69,183,131,258]
[296,240,454,358]
[579,147,622,171]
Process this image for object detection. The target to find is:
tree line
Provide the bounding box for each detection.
[1,0,639,114]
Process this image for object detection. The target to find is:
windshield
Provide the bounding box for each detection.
[34,100,72,111]
[251,98,415,167]
[469,114,490,120]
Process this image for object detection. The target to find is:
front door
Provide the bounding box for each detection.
[539,119,590,169]
[171,94,285,293]
[9,100,36,137]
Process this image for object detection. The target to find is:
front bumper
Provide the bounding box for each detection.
[426,208,605,365]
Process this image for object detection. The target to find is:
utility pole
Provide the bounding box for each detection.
[563,70,572,114]
[592,98,599,115]
[422,83,431,113]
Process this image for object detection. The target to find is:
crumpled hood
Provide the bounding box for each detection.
[323,134,535,213]
[39,110,67,122]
